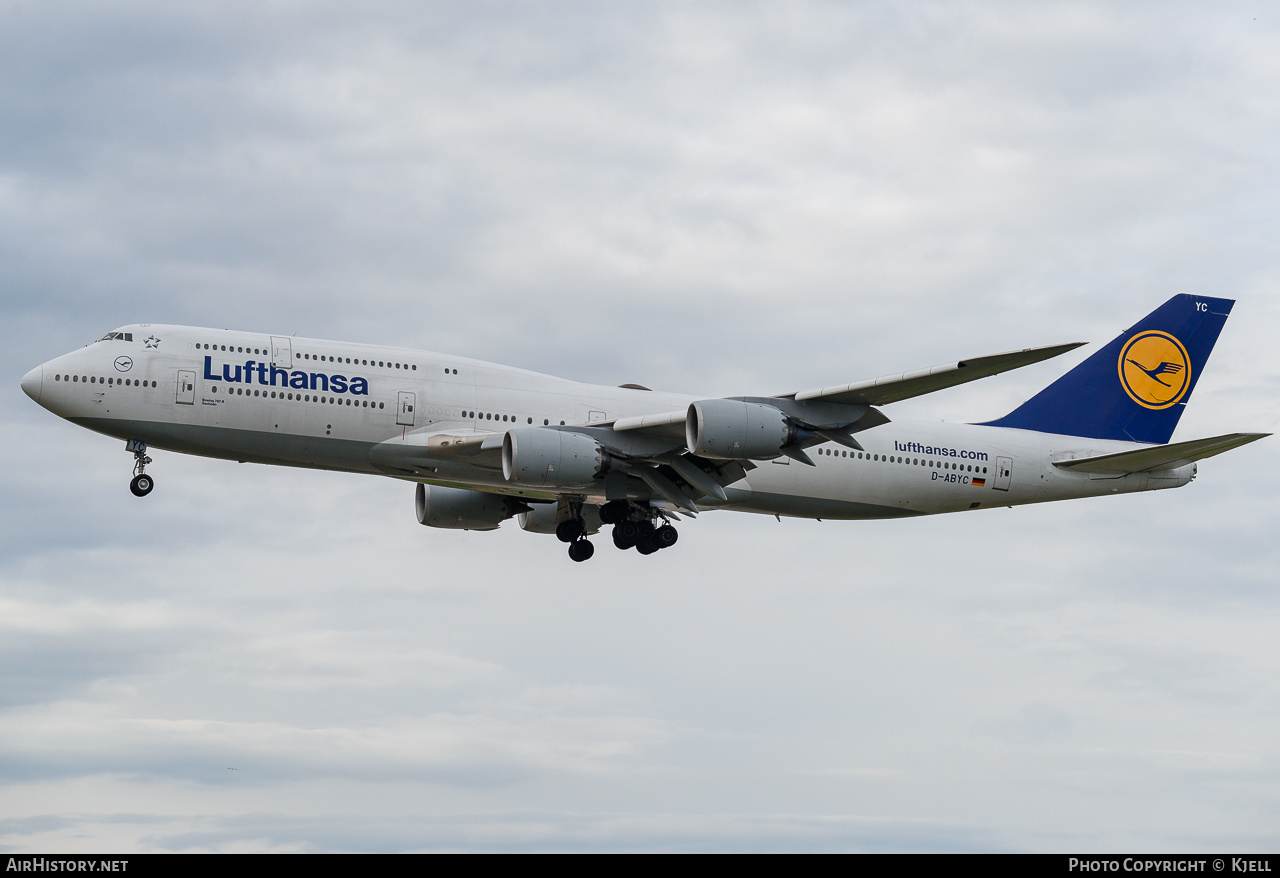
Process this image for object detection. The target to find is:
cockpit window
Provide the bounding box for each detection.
[96,332,134,342]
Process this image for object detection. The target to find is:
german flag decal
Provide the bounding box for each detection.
[971,478,986,487]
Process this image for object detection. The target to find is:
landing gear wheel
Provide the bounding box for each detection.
[636,538,659,555]
[654,524,678,549]
[556,519,585,543]
[612,526,635,550]
[568,540,595,562]
[614,520,640,549]
[130,474,154,497]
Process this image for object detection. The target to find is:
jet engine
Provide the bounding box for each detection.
[502,428,607,488]
[686,399,794,460]
[415,483,519,531]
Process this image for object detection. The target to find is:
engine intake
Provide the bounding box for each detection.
[415,483,517,531]
[686,399,792,460]
[502,428,607,488]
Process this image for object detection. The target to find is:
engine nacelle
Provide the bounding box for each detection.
[415,483,513,531]
[686,399,792,460]
[518,503,603,535]
[502,428,605,488]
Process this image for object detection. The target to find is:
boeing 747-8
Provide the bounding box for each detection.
[20,295,1267,561]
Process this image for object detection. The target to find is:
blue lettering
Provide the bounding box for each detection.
[202,355,370,395]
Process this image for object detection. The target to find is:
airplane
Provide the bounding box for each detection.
[19,294,1268,562]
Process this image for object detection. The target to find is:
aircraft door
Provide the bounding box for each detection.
[175,370,195,405]
[397,391,416,427]
[993,456,1013,491]
[270,336,293,369]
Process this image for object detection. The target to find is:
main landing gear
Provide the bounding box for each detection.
[556,510,596,563]
[556,500,681,562]
[127,439,154,497]
[601,500,678,557]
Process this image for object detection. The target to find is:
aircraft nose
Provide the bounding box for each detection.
[21,365,43,404]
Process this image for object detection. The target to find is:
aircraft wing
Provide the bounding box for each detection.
[1053,433,1269,474]
[781,342,1085,407]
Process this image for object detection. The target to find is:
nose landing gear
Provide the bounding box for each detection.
[127,439,154,497]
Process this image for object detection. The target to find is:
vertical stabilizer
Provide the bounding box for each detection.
[982,294,1233,444]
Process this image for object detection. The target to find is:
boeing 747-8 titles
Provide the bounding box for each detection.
[20,295,1267,561]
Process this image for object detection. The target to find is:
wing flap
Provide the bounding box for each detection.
[788,342,1084,406]
[1053,433,1269,474]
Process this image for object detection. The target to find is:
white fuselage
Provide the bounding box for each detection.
[22,324,1194,520]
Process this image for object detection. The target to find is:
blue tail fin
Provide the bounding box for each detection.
[982,294,1234,444]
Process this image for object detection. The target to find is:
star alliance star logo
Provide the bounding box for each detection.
[143,335,161,349]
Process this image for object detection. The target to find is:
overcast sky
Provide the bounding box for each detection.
[2,0,1278,852]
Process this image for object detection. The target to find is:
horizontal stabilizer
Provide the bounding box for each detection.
[785,343,1084,407]
[1053,433,1268,474]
